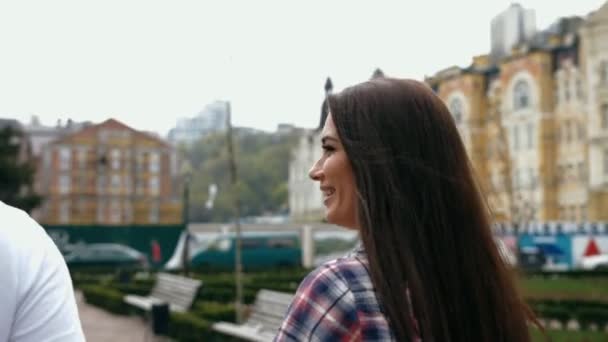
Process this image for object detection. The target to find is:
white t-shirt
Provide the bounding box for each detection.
[0,202,85,342]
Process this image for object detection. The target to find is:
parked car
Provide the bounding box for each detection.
[64,243,148,270]
[191,232,301,270]
[580,254,608,270]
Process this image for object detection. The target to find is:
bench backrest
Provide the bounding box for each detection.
[150,272,202,312]
[246,289,294,332]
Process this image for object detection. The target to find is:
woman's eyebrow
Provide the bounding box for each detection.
[321,136,338,144]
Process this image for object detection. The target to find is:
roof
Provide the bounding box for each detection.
[0,118,23,131]
[51,118,171,148]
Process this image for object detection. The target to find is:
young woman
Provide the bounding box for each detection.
[275,78,537,341]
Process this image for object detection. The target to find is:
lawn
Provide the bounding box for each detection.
[530,328,608,341]
[521,276,608,301]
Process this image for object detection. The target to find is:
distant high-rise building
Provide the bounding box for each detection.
[168,101,229,146]
[490,3,536,59]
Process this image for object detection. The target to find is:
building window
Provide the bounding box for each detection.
[149,203,160,223]
[111,174,121,190]
[149,176,160,195]
[136,152,145,172]
[578,162,586,182]
[513,80,531,110]
[565,122,572,143]
[449,98,463,123]
[526,123,534,149]
[601,61,608,85]
[149,152,160,173]
[513,125,520,151]
[604,150,608,175]
[97,176,106,195]
[528,168,535,188]
[124,176,131,193]
[576,78,583,100]
[578,123,585,141]
[97,201,106,223]
[581,205,587,222]
[59,200,70,224]
[78,148,87,169]
[59,147,71,170]
[111,149,121,170]
[602,104,608,130]
[109,200,121,224]
[513,169,520,189]
[59,175,70,194]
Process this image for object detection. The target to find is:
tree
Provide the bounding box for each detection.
[182,128,299,222]
[0,126,42,213]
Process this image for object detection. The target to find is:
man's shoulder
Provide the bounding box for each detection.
[0,201,48,246]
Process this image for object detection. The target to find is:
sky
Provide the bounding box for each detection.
[1,0,606,136]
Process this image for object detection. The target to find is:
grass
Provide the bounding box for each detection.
[521,276,608,301]
[530,328,608,341]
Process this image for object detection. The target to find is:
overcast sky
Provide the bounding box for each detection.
[1,0,606,135]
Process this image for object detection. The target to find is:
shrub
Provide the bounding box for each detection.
[80,285,130,315]
[192,301,236,323]
[576,307,608,329]
[168,312,241,342]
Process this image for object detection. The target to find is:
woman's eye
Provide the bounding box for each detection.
[322,145,335,153]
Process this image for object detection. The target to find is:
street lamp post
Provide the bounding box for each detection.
[181,173,191,276]
[225,101,244,323]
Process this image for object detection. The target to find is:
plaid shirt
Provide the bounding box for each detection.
[274,246,421,342]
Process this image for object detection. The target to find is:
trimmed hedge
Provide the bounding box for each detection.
[192,301,236,323]
[167,313,222,342]
[81,285,130,315]
[530,299,608,328]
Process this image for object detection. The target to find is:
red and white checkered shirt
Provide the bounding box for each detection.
[274,246,421,341]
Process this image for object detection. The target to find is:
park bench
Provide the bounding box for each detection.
[124,272,202,312]
[213,289,294,342]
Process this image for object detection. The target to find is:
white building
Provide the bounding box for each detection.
[491,3,537,60]
[288,129,324,222]
[168,101,228,146]
[580,2,608,200]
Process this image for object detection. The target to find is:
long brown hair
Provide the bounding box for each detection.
[326,78,535,341]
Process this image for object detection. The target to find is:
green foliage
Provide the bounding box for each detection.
[80,285,130,315]
[192,301,236,323]
[530,327,608,342]
[521,276,608,301]
[183,129,299,222]
[0,126,42,213]
[168,312,244,342]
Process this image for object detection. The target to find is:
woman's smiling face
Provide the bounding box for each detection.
[308,114,358,229]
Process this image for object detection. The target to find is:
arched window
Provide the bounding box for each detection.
[449,98,463,123]
[513,80,531,110]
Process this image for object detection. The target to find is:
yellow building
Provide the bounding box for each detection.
[428,3,608,222]
[36,119,182,225]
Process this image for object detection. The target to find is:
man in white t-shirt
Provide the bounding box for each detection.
[0,201,85,341]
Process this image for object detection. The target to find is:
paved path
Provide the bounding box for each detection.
[76,291,150,342]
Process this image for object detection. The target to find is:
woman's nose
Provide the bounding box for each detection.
[309,161,322,181]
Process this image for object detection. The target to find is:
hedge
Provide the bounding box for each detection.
[80,285,130,315]
[192,301,236,323]
[530,299,608,328]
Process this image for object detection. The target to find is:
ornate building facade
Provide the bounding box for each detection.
[427,2,608,222]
